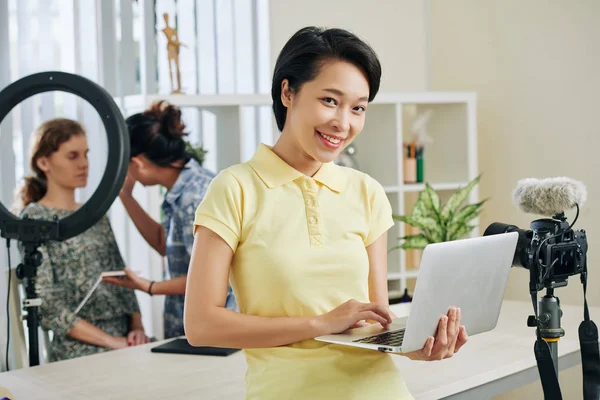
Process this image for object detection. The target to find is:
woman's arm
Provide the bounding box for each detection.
[183,226,393,348]
[68,319,128,349]
[103,268,187,295]
[366,231,394,316]
[119,174,166,256]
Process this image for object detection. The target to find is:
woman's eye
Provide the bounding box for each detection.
[354,106,366,112]
[322,97,337,106]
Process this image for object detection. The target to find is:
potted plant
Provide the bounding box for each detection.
[391,175,487,252]
[185,141,208,167]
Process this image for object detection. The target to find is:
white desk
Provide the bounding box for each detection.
[0,300,594,399]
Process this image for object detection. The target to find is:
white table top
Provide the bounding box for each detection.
[0,300,594,400]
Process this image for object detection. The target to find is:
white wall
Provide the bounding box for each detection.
[430,1,600,398]
[268,0,428,93]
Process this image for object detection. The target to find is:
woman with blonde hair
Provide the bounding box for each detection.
[16,118,149,362]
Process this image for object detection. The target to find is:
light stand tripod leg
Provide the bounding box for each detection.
[16,243,44,367]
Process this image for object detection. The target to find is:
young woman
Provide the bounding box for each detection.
[16,118,149,362]
[184,27,469,399]
[103,101,236,339]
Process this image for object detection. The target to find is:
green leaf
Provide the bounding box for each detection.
[392,214,440,234]
[421,183,442,218]
[453,199,487,225]
[411,192,430,220]
[440,175,481,222]
[450,224,475,240]
[447,223,476,241]
[395,234,431,250]
[185,141,208,166]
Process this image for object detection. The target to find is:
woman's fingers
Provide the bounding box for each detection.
[447,308,460,355]
[432,315,449,358]
[454,325,468,353]
[360,303,392,325]
[358,311,388,327]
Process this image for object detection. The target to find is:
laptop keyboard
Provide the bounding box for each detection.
[353,329,405,347]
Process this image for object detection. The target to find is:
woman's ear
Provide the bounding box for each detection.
[281,79,294,108]
[36,157,50,173]
[130,155,145,170]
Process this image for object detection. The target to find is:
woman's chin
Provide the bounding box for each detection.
[312,148,342,164]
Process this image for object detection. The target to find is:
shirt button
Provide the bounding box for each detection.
[309,217,317,224]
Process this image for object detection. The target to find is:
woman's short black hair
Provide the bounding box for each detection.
[271,26,382,131]
[125,100,195,167]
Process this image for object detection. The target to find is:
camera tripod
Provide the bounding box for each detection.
[528,287,564,378]
[15,241,45,367]
[528,274,600,400]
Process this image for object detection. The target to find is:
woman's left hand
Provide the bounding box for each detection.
[402,307,468,361]
[103,267,150,292]
[127,329,150,346]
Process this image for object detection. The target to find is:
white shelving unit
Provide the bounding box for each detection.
[115,91,478,300]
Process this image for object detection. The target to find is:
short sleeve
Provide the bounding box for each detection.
[193,169,243,252]
[364,176,394,246]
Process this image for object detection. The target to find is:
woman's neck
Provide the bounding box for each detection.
[272,132,322,177]
[39,184,78,210]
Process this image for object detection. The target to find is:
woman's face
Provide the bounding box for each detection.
[37,133,89,190]
[128,155,161,186]
[282,59,370,164]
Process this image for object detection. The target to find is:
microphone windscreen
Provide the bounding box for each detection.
[512,177,586,216]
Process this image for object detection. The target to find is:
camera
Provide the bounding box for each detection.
[483,211,588,292]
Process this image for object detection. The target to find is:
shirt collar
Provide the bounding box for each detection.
[164,158,199,205]
[248,143,347,192]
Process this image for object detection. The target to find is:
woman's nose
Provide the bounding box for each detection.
[332,110,350,132]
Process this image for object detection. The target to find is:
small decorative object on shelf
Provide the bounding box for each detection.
[404,109,434,183]
[335,144,359,169]
[399,288,413,303]
[389,288,413,304]
[162,13,186,94]
[390,174,486,252]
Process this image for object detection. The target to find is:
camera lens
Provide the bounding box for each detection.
[484,222,531,269]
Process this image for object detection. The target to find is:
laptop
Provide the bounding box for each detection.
[315,232,518,354]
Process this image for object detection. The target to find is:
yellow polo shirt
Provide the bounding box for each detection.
[194,143,413,400]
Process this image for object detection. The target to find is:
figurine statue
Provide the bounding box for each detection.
[162,13,186,94]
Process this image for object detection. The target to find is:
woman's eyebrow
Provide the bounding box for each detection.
[323,88,368,102]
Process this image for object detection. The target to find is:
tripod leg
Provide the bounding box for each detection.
[26,304,40,366]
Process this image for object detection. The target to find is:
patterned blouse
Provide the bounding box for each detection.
[161,158,237,338]
[19,203,141,362]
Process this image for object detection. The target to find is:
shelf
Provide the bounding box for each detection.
[383,185,401,193]
[388,271,419,280]
[402,182,468,193]
[114,93,272,110]
[114,92,476,111]
[373,92,475,105]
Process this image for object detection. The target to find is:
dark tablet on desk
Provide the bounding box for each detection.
[151,338,241,357]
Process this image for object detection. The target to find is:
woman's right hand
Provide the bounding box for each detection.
[317,299,393,335]
[106,336,128,350]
